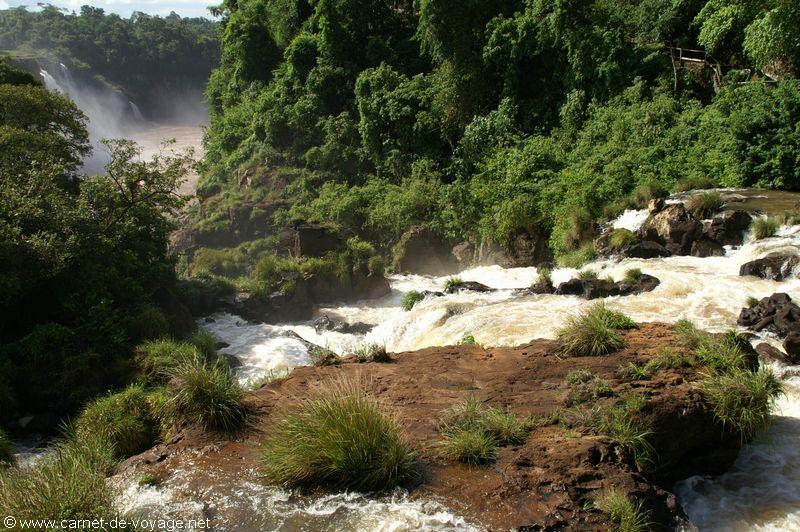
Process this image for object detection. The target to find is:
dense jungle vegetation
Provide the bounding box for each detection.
[0,59,194,426]
[193,0,800,270]
[0,5,219,118]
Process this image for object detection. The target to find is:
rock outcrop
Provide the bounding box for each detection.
[640,203,704,255]
[555,274,660,300]
[740,253,799,281]
[393,226,458,275]
[738,293,800,362]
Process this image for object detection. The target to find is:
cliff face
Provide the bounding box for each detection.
[114,323,740,530]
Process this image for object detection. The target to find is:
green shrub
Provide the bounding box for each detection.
[135,339,201,383]
[402,290,423,311]
[0,429,12,466]
[647,348,695,370]
[618,362,651,381]
[458,335,477,345]
[593,397,652,465]
[577,269,599,280]
[439,396,529,447]
[437,426,497,465]
[609,229,636,250]
[161,356,247,433]
[776,209,800,226]
[674,176,715,192]
[74,384,156,458]
[746,296,760,308]
[558,305,626,357]
[699,368,783,441]
[594,305,637,330]
[189,330,218,359]
[354,343,390,363]
[673,319,704,348]
[191,247,248,277]
[686,191,723,219]
[253,255,301,294]
[595,488,651,532]
[444,277,464,291]
[631,180,668,207]
[694,335,747,372]
[622,268,643,285]
[751,217,779,240]
[261,378,416,490]
[558,244,597,269]
[537,267,553,285]
[0,436,119,524]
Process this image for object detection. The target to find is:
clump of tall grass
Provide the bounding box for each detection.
[622,268,643,285]
[74,384,156,458]
[751,217,779,240]
[309,346,341,366]
[458,335,477,345]
[565,369,613,406]
[0,430,12,466]
[699,368,783,441]
[188,330,218,358]
[686,191,723,219]
[261,377,416,490]
[557,304,635,357]
[0,436,120,523]
[609,228,636,250]
[354,343,390,363]
[444,277,464,291]
[674,176,715,192]
[595,488,651,532]
[674,321,747,372]
[402,290,424,311]
[160,355,247,432]
[135,338,203,383]
[537,267,553,285]
[437,396,530,464]
[577,269,599,280]
[558,244,597,269]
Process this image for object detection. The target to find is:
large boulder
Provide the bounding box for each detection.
[618,274,661,296]
[640,203,703,255]
[738,293,800,337]
[706,210,752,246]
[739,253,800,281]
[394,226,457,275]
[477,232,552,268]
[690,238,725,258]
[783,333,800,364]
[556,279,620,299]
[444,281,495,294]
[313,314,373,335]
[621,240,671,259]
[451,241,475,267]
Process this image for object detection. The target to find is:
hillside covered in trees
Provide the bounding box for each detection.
[192,0,800,273]
[0,5,219,119]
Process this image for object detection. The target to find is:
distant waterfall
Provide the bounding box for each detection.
[37,62,147,174]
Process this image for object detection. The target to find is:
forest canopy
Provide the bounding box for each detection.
[192,0,800,270]
[0,4,220,118]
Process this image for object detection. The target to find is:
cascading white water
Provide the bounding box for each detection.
[185,209,800,530]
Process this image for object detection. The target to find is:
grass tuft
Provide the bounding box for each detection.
[609,228,637,250]
[558,244,597,269]
[595,488,651,532]
[160,355,247,433]
[618,362,651,381]
[438,427,497,465]
[261,377,416,490]
[557,304,634,357]
[309,346,341,366]
[458,335,477,345]
[699,368,783,441]
[565,370,613,406]
[354,343,391,363]
[751,217,779,240]
[746,296,760,308]
[622,268,643,285]
[402,290,424,311]
[577,269,599,280]
[537,267,553,285]
[135,338,203,383]
[74,384,156,458]
[686,191,723,219]
[444,277,464,291]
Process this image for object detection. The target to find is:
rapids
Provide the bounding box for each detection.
[111,193,800,530]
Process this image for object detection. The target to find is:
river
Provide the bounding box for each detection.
[110,190,800,530]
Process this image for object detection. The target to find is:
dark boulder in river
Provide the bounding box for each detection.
[555,274,660,300]
[706,210,752,246]
[444,281,495,294]
[641,203,704,255]
[738,293,800,340]
[740,253,799,280]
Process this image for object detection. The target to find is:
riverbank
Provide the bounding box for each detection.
[112,322,744,530]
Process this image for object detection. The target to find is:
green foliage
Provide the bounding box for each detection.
[537,267,553,285]
[618,362,652,381]
[746,295,761,308]
[699,368,783,441]
[437,396,530,464]
[674,176,715,192]
[573,396,653,465]
[135,339,204,383]
[686,192,724,219]
[402,290,424,311]
[459,335,477,346]
[0,436,119,524]
[609,229,637,250]
[557,244,597,269]
[354,343,390,363]
[261,378,416,490]
[444,277,464,291]
[0,429,11,466]
[752,217,779,239]
[565,370,613,406]
[309,346,341,367]
[595,488,651,532]
[694,335,747,371]
[744,1,800,76]
[577,269,599,280]
[623,268,644,285]
[160,355,247,433]
[557,304,634,358]
[74,385,157,458]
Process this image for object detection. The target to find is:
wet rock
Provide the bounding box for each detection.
[690,238,725,258]
[756,343,794,365]
[204,317,216,323]
[738,293,800,337]
[640,203,703,255]
[394,225,458,275]
[444,281,495,294]
[529,280,555,295]
[215,341,230,349]
[221,354,242,369]
[476,232,553,268]
[618,274,661,296]
[706,210,752,246]
[556,279,620,299]
[451,241,474,266]
[784,333,800,364]
[739,253,800,281]
[621,240,671,259]
[232,290,313,324]
[649,197,666,214]
[313,314,374,335]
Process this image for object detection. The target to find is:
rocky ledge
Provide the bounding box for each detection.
[114,323,742,530]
